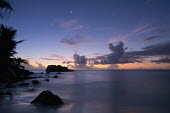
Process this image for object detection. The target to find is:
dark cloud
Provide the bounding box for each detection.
[62,61,73,64]
[92,41,170,64]
[67,53,89,69]
[95,42,129,64]
[127,41,170,56]
[74,53,87,64]
[143,36,161,42]
[151,57,170,63]
[65,41,170,69]
[59,35,93,46]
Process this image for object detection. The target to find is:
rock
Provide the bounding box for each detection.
[31,90,64,105]
[44,78,49,82]
[53,75,59,78]
[46,65,73,72]
[19,82,29,86]
[32,80,40,84]
[0,91,4,95]
[56,72,62,74]
[29,71,34,75]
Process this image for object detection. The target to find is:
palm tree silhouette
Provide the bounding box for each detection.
[0,25,24,81]
[13,57,29,69]
[0,0,14,18]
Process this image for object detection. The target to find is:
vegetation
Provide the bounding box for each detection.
[0,0,14,18]
[0,0,32,83]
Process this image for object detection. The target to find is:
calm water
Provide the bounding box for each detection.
[0,70,170,113]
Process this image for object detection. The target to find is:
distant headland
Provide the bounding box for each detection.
[45,65,74,72]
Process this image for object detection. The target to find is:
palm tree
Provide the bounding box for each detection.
[0,25,23,82]
[0,0,14,18]
[13,57,29,69]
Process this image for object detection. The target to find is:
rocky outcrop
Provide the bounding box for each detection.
[32,80,40,84]
[31,90,64,105]
[46,65,73,72]
[53,75,59,78]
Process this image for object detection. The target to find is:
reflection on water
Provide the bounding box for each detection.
[0,70,170,113]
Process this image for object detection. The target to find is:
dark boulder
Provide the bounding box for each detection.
[32,80,40,84]
[53,75,59,78]
[44,78,49,82]
[31,90,64,105]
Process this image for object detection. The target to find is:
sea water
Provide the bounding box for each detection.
[0,70,170,113]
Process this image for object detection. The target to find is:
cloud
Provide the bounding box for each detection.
[73,25,88,30]
[40,58,60,60]
[106,64,119,69]
[109,24,159,43]
[60,19,77,28]
[143,36,161,42]
[63,41,170,70]
[59,34,93,46]
[22,62,46,70]
[49,54,64,59]
[95,42,130,64]
[127,41,170,56]
[65,53,89,69]
[89,41,170,65]
[40,54,64,61]
[121,41,170,63]
[74,53,87,64]
[151,57,170,63]
[62,61,73,64]
[158,28,170,33]
[137,27,159,35]
[35,62,46,69]
[94,53,101,55]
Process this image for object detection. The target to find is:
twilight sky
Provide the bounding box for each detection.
[1,0,170,70]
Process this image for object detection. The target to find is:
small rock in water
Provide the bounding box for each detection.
[31,90,64,105]
[44,78,49,82]
[53,75,59,78]
[32,80,40,84]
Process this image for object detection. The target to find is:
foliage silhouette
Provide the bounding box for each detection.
[0,25,29,82]
[0,0,14,18]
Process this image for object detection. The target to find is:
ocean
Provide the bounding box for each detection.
[0,70,170,113]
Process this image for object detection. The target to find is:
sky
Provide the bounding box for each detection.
[1,0,170,70]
